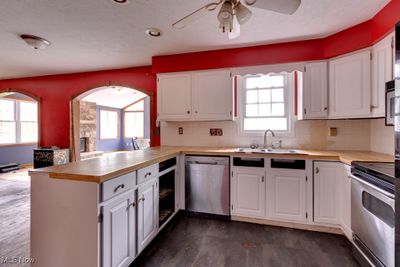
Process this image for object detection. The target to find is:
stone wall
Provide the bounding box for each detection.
[80,101,96,152]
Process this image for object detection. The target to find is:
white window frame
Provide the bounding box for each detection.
[124,99,145,139]
[0,98,38,145]
[238,72,295,137]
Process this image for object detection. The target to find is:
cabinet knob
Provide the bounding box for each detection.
[114,184,125,193]
[144,172,152,178]
[324,107,328,111]
[195,110,198,114]
[138,196,146,202]
[315,167,319,174]
[187,110,191,114]
[128,202,136,209]
[261,176,265,182]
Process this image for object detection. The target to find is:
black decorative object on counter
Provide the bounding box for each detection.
[33,148,69,169]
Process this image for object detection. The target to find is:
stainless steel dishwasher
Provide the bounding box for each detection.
[185,156,230,216]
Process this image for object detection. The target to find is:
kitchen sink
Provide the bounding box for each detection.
[235,148,306,155]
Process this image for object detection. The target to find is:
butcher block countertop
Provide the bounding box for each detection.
[29,146,394,183]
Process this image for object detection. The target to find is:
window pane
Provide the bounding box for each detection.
[20,102,38,122]
[246,91,258,103]
[271,103,285,116]
[125,100,144,111]
[0,121,16,144]
[100,110,118,139]
[246,104,258,117]
[270,75,285,87]
[244,118,288,131]
[124,112,144,138]
[258,89,271,103]
[259,104,271,116]
[21,122,38,143]
[271,89,284,102]
[0,99,15,121]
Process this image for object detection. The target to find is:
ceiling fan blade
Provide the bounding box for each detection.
[228,16,240,40]
[244,0,301,15]
[172,1,222,29]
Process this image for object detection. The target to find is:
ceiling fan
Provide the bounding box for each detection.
[172,0,301,40]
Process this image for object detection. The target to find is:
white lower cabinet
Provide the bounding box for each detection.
[231,167,265,218]
[137,178,159,253]
[341,164,352,239]
[313,161,341,225]
[267,168,307,222]
[102,190,136,267]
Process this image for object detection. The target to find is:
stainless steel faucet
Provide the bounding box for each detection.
[263,129,275,149]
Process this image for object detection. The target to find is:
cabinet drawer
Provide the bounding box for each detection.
[101,172,136,202]
[138,164,159,184]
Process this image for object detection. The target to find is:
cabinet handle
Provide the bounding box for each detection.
[187,110,191,114]
[261,176,265,182]
[128,202,136,208]
[315,167,319,174]
[324,107,328,111]
[144,172,152,178]
[195,110,198,114]
[348,175,352,179]
[139,196,146,202]
[114,184,125,192]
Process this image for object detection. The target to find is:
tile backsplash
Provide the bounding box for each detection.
[160,118,394,155]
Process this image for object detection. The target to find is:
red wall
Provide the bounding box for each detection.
[1,0,399,149]
[0,67,158,148]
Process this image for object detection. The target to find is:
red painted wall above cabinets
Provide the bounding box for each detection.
[0,67,158,148]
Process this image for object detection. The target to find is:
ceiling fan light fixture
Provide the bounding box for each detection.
[234,2,252,24]
[20,34,51,49]
[218,1,234,33]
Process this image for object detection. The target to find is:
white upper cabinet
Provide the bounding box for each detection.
[313,162,341,225]
[192,70,233,120]
[371,32,395,117]
[299,62,328,119]
[157,73,192,121]
[157,69,233,121]
[329,50,372,119]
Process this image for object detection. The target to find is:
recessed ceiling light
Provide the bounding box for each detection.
[145,28,162,37]
[20,34,50,49]
[112,0,129,4]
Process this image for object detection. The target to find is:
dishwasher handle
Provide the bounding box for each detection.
[193,161,219,165]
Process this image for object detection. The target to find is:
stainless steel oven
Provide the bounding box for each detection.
[351,162,395,267]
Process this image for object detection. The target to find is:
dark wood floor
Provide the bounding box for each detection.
[0,174,30,266]
[133,213,359,267]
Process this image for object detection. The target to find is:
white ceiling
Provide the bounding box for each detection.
[81,86,147,109]
[0,0,390,79]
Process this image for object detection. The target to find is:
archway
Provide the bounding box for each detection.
[0,89,40,168]
[70,84,154,161]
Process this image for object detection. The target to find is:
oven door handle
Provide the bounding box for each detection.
[351,174,395,199]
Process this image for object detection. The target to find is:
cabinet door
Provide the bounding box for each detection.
[231,167,265,218]
[341,164,352,239]
[157,73,192,121]
[192,70,233,121]
[137,179,158,252]
[313,162,341,225]
[302,62,328,119]
[268,169,307,222]
[329,50,371,118]
[102,190,136,267]
[371,32,395,117]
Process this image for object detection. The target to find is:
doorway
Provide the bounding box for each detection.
[71,85,152,161]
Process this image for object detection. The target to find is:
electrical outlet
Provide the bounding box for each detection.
[210,128,223,136]
[178,127,183,135]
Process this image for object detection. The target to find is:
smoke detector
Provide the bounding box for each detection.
[20,34,51,50]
